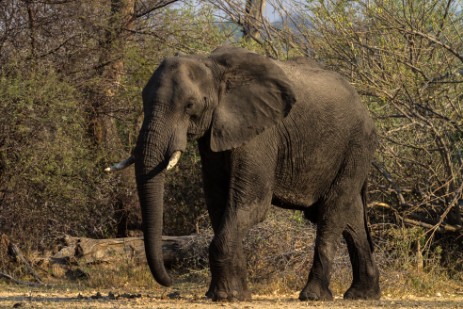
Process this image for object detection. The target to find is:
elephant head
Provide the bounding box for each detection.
[110,46,296,286]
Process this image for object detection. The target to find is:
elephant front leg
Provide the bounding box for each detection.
[200,141,274,301]
[198,142,249,300]
[206,200,270,301]
[207,228,251,301]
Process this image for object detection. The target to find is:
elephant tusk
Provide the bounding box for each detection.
[166,151,182,171]
[104,155,135,173]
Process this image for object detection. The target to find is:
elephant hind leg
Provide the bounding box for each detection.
[299,200,344,301]
[300,180,378,300]
[342,196,380,300]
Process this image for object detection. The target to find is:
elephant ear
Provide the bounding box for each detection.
[209,46,296,152]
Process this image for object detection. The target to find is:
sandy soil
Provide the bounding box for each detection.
[0,287,462,309]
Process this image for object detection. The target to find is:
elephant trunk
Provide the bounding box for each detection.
[134,124,173,287]
[136,171,172,287]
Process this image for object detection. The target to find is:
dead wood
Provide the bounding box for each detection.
[369,202,462,234]
[52,234,201,266]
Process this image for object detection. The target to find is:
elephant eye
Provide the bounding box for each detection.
[185,97,206,117]
[185,101,195,115]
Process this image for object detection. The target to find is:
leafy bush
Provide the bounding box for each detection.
[0,64,117,248]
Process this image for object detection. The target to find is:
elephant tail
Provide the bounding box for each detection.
[362,179,375,253]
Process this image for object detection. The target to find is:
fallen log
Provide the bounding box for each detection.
[52,234,203,266]
[369,202,462,234]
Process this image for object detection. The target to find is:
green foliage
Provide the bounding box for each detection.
[0,2,233,249]
[0,63,115,247]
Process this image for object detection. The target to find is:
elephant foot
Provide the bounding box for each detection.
[206,289,251,302]
[299,285,333,301]
[206,279,251,302]
[344,284,381,300]
[344,265,381,300]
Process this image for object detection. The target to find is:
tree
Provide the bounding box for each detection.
[0,0,230,248]
[88,0,138,237]
[243,0,266,39]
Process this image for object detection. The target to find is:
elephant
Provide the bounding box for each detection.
[107,46,380,301]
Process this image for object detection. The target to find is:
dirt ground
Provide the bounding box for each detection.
[1,286,462,309]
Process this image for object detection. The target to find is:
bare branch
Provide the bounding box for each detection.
[402,28,463,63]
[370,202,462,234]
[133,0,179,19]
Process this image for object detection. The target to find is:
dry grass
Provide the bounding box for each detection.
[1,208,462,300]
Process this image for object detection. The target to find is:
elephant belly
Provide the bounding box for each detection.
[272,184,320,210]
[271,102,347,211]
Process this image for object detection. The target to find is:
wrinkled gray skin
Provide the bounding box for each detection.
[134,46,380,302]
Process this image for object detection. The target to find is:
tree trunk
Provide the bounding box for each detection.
[243,0,266,40]
[92,0,135,153]
[91,0,139,237]
[25,0,37,64]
